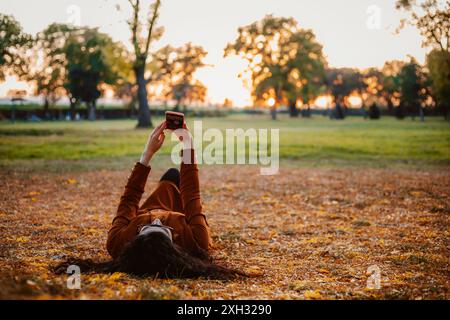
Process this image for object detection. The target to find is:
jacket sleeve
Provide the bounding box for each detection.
[180,149,212,251]
[106,162,150,258]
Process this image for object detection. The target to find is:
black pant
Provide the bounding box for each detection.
[160,168,180,187]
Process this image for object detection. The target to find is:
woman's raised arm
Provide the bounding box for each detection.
[106,121,167,257]
[174,123,212,251]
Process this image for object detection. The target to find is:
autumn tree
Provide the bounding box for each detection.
[253,64,293,119]
[222,98,233,108]
[128,0,163,128]
[24,24,75,119]
[287,31,327,117]
[361,68,383,103]
[396,1,449,119]
[380,60,405,115]
[64,27,126,120]
[224,15,326,119]
[326,68,366,119]
[398,58,428,120]
[426,49,450,119]
[113,64,137,116]
[0,14,32,81]
[151,43,208,112]
[396,0,449,52]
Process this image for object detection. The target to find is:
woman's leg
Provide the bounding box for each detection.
[139,168,183,212]
[160,168,180,187]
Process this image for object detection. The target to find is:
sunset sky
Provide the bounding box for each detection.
[0,0,428,106]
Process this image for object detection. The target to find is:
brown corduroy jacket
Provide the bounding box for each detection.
[106,150,212,259]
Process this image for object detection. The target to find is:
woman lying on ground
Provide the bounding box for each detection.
[54,120,245,279]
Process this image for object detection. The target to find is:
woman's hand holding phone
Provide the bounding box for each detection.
[140,121,166,167]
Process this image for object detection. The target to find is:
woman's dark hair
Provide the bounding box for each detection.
[53,232,248,280]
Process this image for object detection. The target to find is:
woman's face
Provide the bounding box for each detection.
[138,219,173,242]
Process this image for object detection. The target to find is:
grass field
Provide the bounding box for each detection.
[0,115,449,171]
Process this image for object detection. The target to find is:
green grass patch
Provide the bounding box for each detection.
[0,115,449,172]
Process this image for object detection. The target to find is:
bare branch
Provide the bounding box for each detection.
[129,0,141,57]
[144,0,161,57]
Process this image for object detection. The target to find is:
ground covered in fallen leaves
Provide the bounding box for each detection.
[0,164,448,299]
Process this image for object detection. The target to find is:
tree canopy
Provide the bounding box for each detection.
[398,58,428,118]
[225,15,327,119]
[64,27,127,120]
[379,60,405,112]
[326,68,366,103]
[426,49,450,117]
[25,23,75,115]
[396,0,449,52]
[0,13,32,81]
[152,43,208,110]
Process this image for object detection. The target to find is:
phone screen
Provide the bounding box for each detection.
[165,111,184,130]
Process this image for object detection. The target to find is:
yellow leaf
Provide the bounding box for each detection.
[403,272,416,278]
[409,191,424,197]
[15,236,30,243]
[244,266,264,276]
[305,237,320,244]
[30,261,48,269]
[289,280,310,291]
[304,290,322,300]
[318,268,330,274]
[67,179,77,184]
[268,230,278,238]
[391,279,406,285]
[109,272,125,281]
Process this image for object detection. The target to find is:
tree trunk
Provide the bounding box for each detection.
[301,105,311,118]
[11,104,16,123]
[43,97,51,120]
[69,98,76,121]
[387,99,394,116]
[335,102,345,120]
[271,107,277,120]
[289,100,299,117]
[409,103,417,121]
[128,95,137,118]
[419,106,424,122]
[173,100,180,112]
[135,66,152,128]
[99,104,104,120]
[442,103,449,120]
[88,100,96,121]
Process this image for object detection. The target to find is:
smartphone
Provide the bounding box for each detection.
[165,111,184,130]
